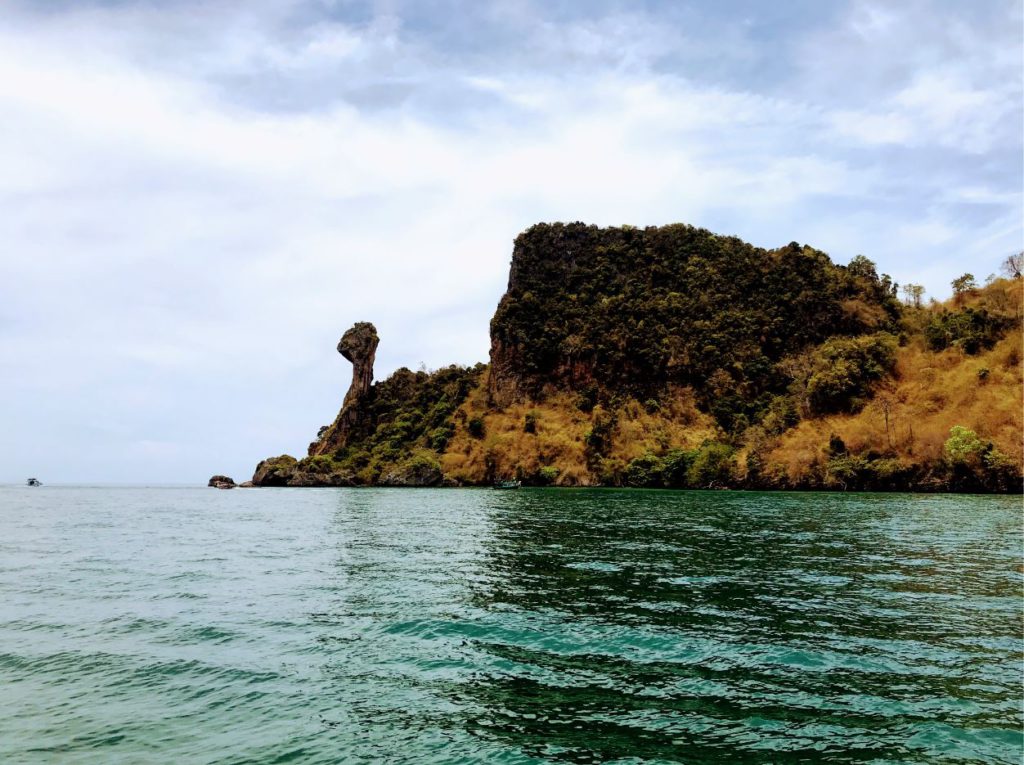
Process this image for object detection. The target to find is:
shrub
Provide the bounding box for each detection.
[596,457,626,486]
[982,449,1021,492]
[944,425,984,464]
[468,416,486,439]
[661,449,694,488]
[625,452,664,487]
[762,395,799,434]
[537,466,560,485]
[428,425,455,451]
[523,411,538,434]
[825,455,866,489]
[687,442,736,488]
[828,433,847,456]
[804,333,898,414]
[925,308,1010,354]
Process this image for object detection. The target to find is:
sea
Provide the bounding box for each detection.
[0,486,1021,764]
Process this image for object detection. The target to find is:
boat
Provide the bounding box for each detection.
[26,478,42,487]
[493,480,521,489]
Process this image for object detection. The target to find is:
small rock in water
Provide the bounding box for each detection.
[208,475,236,489]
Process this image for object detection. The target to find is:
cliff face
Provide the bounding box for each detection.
[488,223,900,428]
[252,222,1022,493]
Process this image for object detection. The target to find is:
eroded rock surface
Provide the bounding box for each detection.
[310,322,379,456]
[252,455,297,486]
[379,460,443,487]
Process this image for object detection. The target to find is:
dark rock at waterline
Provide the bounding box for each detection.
[208,475,236,489]
[238,481,255,488]
[252,455,297,486]
[251,455,357,487]
[322,472,356,487]
[379,461,443,487]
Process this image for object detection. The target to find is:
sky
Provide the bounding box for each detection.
[1,0,1021,483]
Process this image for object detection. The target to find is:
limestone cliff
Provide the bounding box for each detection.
[487,222,901,422]
[309,322,379,456]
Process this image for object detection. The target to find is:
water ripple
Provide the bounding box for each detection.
[0,487,1020,763]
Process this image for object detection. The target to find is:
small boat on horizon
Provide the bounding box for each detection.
[493,479,521,490]
[26,478,42,487]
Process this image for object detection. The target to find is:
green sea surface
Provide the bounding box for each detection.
[0,487,1020,764]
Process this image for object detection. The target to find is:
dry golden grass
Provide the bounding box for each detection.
[768,328,1023,481]
[606,388,719,463]
[441,375,592,485]
[441,372,720,485]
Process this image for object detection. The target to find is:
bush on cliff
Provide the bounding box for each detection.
[618,441,736,489]
[802,333,898,414]
[925,308,1011,354]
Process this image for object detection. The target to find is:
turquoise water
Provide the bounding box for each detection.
[0,488,1020,764]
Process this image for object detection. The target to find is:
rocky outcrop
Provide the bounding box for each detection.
[310,322,379,456]
[208,475,236,489]
[379,459,443,487]
[250,454,358,487]
[286,466,356,487]
[249,321,481,487]
[339,322,379,400]
[252,455,298,486]
[486,337,525,409]
[489,336,596,409]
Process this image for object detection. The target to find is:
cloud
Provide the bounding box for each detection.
[0,0,1019,482]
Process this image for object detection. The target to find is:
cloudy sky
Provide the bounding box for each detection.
[2,0,1020,483]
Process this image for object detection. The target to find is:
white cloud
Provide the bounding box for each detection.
[0,0,1019,482]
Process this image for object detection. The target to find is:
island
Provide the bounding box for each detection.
[250,223,1023,493]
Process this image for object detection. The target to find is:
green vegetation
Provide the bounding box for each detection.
[924,308,1012,354]
[951,273,978,301]
[299,363,484,484]
[537,466,560,485]
[617,442,736,489]
[490,223,900,431]
[467,416,486,439]
[941,425,1018,493]
[799,332,898,414]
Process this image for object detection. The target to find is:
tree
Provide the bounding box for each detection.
[951,273,977,305]
[802,333,898,414]
[902,283,925,308]
[944,425,984,464]
[847,255,878,280]
[875,394,895,448]
[1001,252,1023,280]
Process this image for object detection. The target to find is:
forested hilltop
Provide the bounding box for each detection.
[252,223,1023,493]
